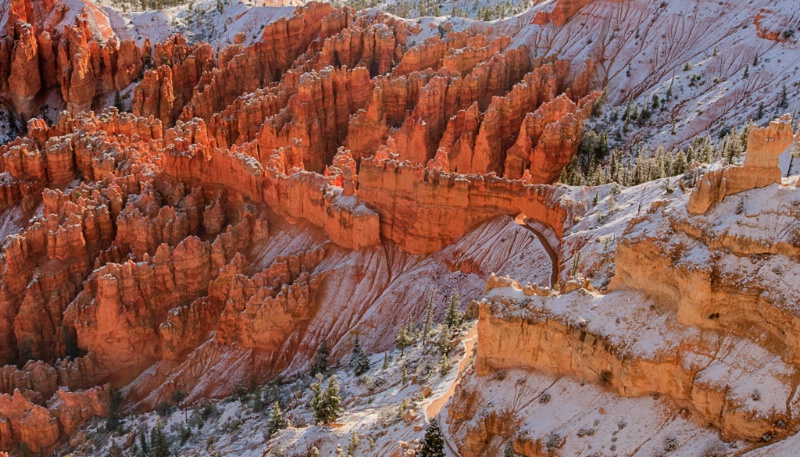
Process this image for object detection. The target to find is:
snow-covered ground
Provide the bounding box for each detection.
[451,368,734,457]
[62,324,471,457]
[98,0,300,48]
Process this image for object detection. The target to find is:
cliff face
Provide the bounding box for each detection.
[474,286,796,443]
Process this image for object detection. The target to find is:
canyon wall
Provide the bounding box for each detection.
[475,282,796,443]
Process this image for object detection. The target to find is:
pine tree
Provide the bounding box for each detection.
[310,339,329,376]
[310,374,342,424]
[349,336,361,369]
[418,419,445,457]
[351,337,370,376]
[395,325,412,356]
[743,64,749,78]
[310,447,320,457]
[139,429,150,456]
[779,84,789,109]
[114,91,125,112]
[672,149,687,175]
[150,420,170,457]
[106,385,123,433]
[253,387,265,412]
[444,293,462,330]
[348,429,359,454]
[178,421,192,445]
[401,365,408,384]
[666,75,674,101]
[422,294,435,351]
[571,252,581,277]
[436,326,450,355]
[382,352,390,370]
[439,354,450,376]
[267,401,285,437]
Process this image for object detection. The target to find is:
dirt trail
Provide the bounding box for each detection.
[425,324,478,420]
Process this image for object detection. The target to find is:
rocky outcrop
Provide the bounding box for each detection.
[1,13,152,119]
[132,35,214,126]
[0,385,108,454]
[533,0,597,26]
[688,115,794,214]
[7,23,40,118]
[504,94,589,182]
[754,8,796,42]
[255,66,373,172]
[356,158,571,254]
[476,281,797,441]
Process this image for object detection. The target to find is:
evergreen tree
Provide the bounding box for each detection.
[436,326,451,355]
[672,149,687,175]
[178,421,192,445]
[422,294,435,350]
[401,365,408,384]
[382,352,390,370]
[310,339,329,376]
[418,419,445,457]
[779,84,789,109]
[310,447,320,457]
[150,420,170,457]
[395,325,412,356]
[267,401,285,437]
[439,354,450,376]
[114,91,125,112]
[444,293,462,330]
[571,252,581,277]
[310,374,342,424]
[348,429,359,454]
[253,387,265,412]
[743,64,750,78]
[504,441,517,457]
[106,385,123,433]
[139,429,150,456]
[666,76,674,101]
[351,337,370,376]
